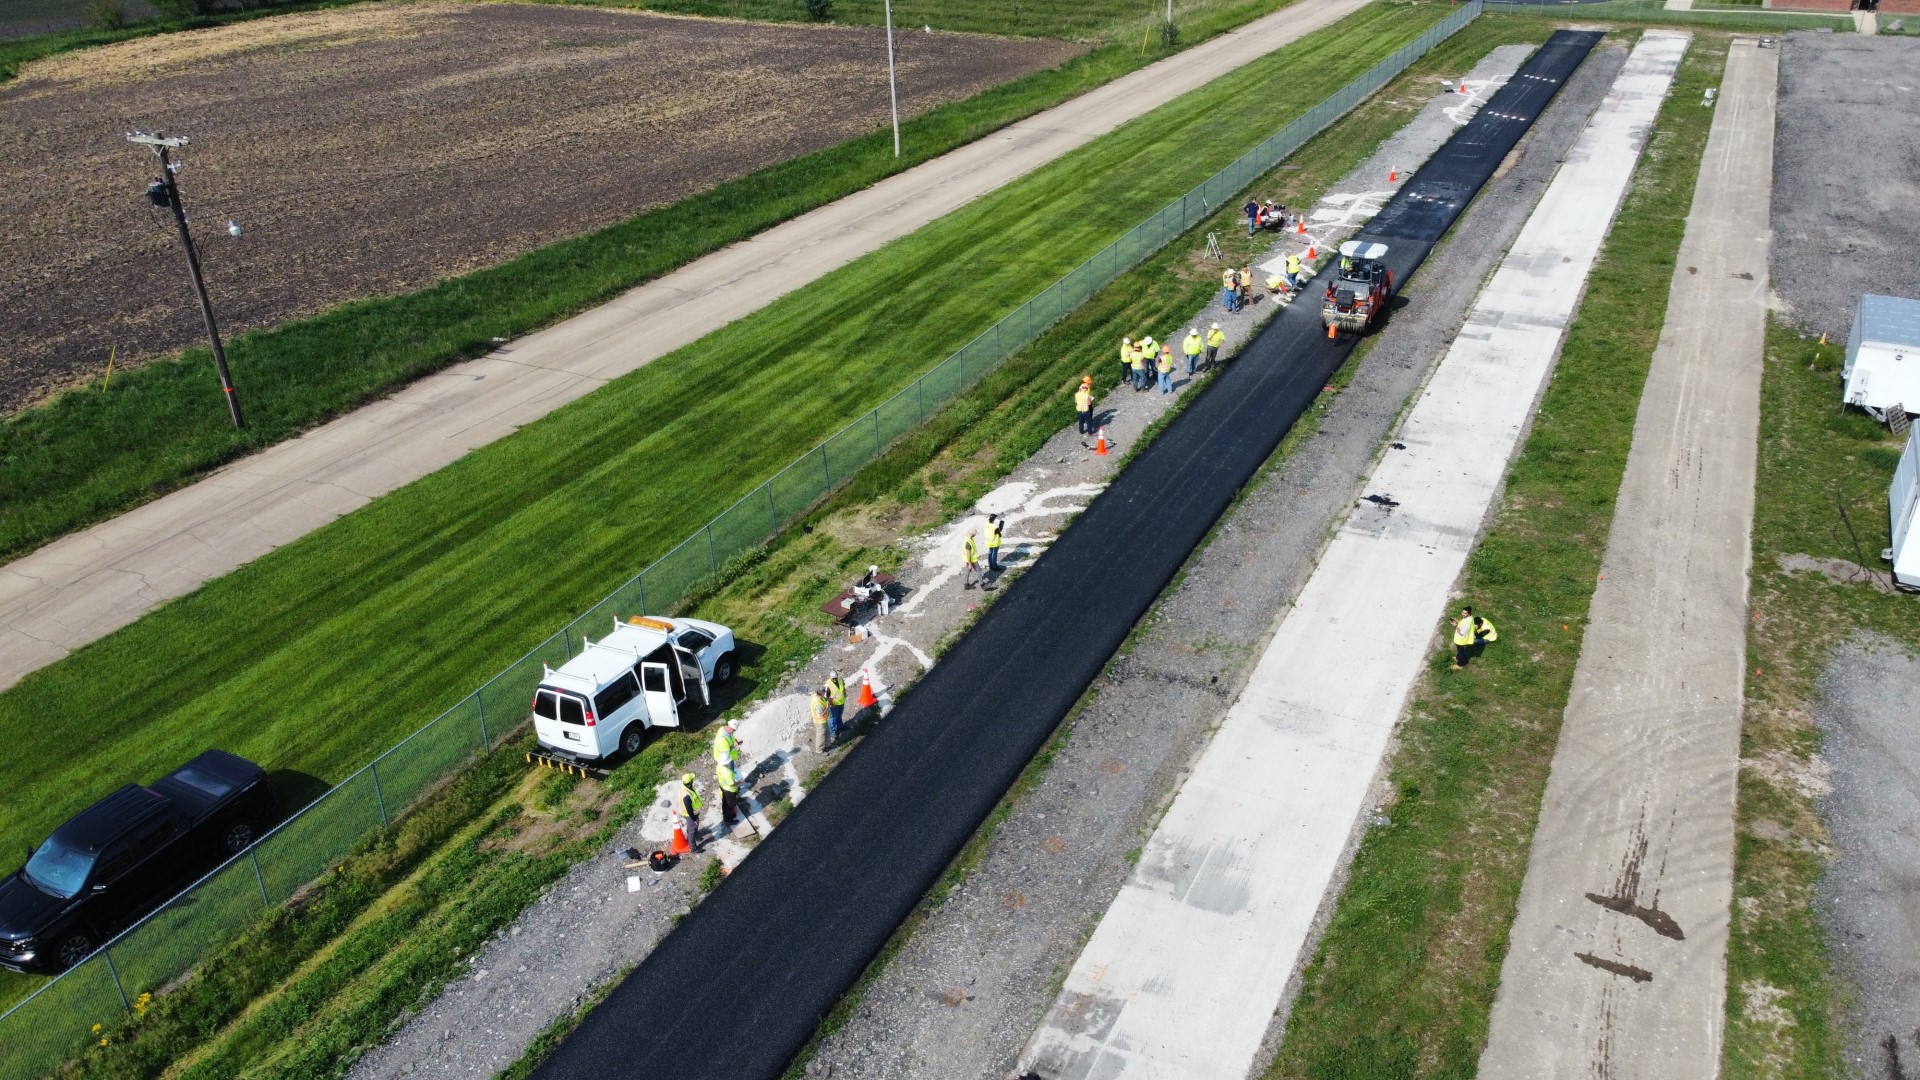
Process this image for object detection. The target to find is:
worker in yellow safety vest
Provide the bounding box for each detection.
[1450,606,1498,670]
[1183,328,1203,376]
[1285,252,1303,290]
[1206,323,1225,368]
[1222,265,1240,313]
[711,719,741,775]
[1120,337,1133,386]
[963,530,981,591]
[1130,337,1150,391]
[715,759,744,829]
[985,514,1004,577]
[1157,345,1174,394]
[810,688,833,753]
[824,672,847,738]
[1074,375,1095,435]
[675,772,703,852]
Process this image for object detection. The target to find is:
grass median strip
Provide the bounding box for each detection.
[1718,319,1920,1079]
[1263,31,1726,1079]
[0,0,1289,562]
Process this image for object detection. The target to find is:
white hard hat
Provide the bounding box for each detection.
[1189,328,1197,335]
[1211,322,1220,329]
[1122,336,1131,343]
[868,564,879,574]
[725,720,737,732]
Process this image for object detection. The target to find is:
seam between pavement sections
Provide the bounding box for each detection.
[1476,37,1775,1080]
[0,0,1370,694]
[1015,32,1689,1080]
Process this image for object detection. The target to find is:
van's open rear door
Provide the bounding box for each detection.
[639,663,679,728]
[674,645,709,706]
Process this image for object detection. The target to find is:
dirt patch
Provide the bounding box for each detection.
[0,1,1081,411]
[1778,552,1900,594]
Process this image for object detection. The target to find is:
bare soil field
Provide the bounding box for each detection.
[0,1,1079,411]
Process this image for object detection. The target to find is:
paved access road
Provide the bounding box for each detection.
[1477,37,1776,1080]
[0,0,1369,693]
[527,29,1604,1080]
[1018,31,1682,1080]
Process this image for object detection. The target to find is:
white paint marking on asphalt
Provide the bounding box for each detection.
[1016,33,1689,1080]
[1477,37,1774,1079]
[0,0,1371,694]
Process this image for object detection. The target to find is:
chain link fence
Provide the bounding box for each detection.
[0,7,1481,1074]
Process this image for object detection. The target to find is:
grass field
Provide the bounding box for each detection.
[1487,0,1853,29]
[0,0,1282,562]
[0,0,1453,1008]
[35,25,1517,1073]
[1265,30,1728,1078]
[1717,320,1920,1079]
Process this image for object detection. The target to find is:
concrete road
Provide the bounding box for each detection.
[0,0,1368,693]
[1476,37,1777,1080]
[1016,33,1686,1080]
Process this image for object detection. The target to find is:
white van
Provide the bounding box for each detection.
[531,616,736,761]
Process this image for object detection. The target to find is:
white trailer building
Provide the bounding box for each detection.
[1844,293,1920,422]
[1891,424,1920,591]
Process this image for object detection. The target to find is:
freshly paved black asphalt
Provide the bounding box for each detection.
[532,30,1599,1080]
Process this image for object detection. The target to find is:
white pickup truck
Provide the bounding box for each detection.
[530,616,736,765]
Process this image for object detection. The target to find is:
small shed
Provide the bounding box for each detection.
[1890,423,1920,590]
[1844,294,1920,421]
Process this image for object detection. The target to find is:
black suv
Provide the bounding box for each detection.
[0,750,273,972]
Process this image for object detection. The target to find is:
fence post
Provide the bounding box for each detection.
[873,410,883,456]
[371,764,389,827]
[706,526,717,575]
[102,950,132,1014]
[819,444,831,490]
[917,375,926,419]
[637,575,648,617]
[250,850,270,906]
[476,692,491,753]
[766,485,778,532]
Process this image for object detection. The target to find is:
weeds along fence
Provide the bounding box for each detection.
[1483,0,1853,30]
[0,6,1482,1074]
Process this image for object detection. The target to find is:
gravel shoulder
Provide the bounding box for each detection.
[1768,32,1920,341]
[799,39,1628,1080]
[1813,633,1920,1080]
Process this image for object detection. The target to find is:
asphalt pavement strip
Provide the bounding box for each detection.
[1015,30,1687,1080]
[527,29,1605,1080]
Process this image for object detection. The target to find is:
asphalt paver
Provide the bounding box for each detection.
[529,30,1603,1080]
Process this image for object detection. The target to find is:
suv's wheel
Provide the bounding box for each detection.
[712,652,736,684]
[619,725,646,757]
[222,817,255,854]
[54,929,95,969]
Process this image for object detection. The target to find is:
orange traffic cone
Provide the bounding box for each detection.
[1296,219,1305,235]
[1306,245,1316,261]
[1095,427,1109,456]
[670,817,692,855]
[1327,323,1337,340]
[857,670,878,710]
[1389,166,1398,183]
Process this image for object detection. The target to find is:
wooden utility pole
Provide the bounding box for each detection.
[128,131,244,429]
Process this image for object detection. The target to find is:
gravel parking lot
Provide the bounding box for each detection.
[1769,32,1920,341]
[800,39,1628,1080]
[1814,634,1920,1080]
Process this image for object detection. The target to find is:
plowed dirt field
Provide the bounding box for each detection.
[0,1,1079,411]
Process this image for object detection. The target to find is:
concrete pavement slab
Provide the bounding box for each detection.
[1016,32,1688,1080]
[0,0,1368,693]
[1476,36,1776,1080]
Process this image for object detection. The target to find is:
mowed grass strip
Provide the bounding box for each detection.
[1719,320,1920,1078]
[1264,32,1727,1079]
[31,27,1517,1061]
[0,0,1288,562]
[0,0,1446,904]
